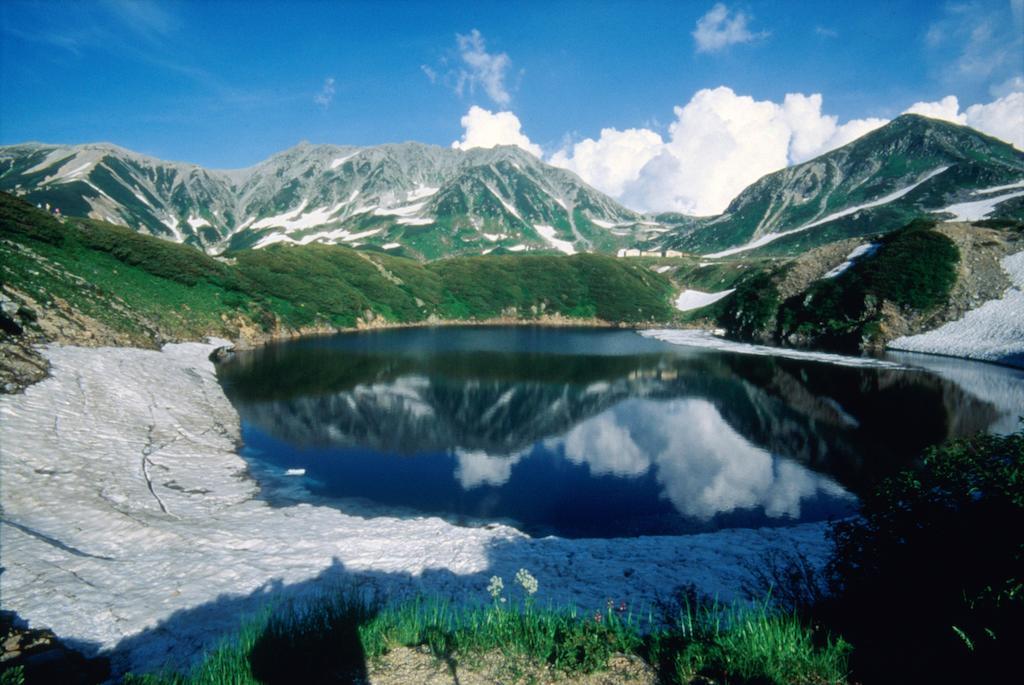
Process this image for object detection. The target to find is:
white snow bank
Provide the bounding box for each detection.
[186,215,211,230]
[373,201,427,218]
[932,189,1024,222]
[889,250,1024,367]
[330,152,358,169]
[534,224,576,255]
[822,243,879,279]
[487,184,523,221]
[707,166,950,258]
[674,288,735,312]
[0,342,836,675]
[642,329,910,369]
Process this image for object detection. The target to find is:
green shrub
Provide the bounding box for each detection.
[825,430,1024,683]
[775,219,959,350]
[861,219,958,310]
[718,271,780,341]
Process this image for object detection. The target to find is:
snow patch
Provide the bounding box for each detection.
[822,243,879,279]
[406,185,440,202]
[330,152,358,169]
[508,244,528,252]
[250,200,311,230]
[382,242,401,249]
[534,224,576,255]
[888,250,1024,367]
[373,202,427,218]
[674,289,736,312]
[971,180,1024,194]
[933,189,1024,222]
[642,329,910,369]
[187,215,211,230]
[160,216,182,241]
[253,226,382,249]
[486,184,523,221]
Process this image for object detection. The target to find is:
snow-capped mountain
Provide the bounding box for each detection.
[4,115,1021,260]
[0,141,656,259]
[656,114,1024,257]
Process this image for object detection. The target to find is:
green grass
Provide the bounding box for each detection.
[658,598,850,685]
[124,585,849,685]
[1,192,676,346]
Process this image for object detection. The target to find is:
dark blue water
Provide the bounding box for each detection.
[216,326,1009,538]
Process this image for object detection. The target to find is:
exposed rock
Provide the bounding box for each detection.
[0,611,109,685]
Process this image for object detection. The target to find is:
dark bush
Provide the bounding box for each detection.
[824,429,1024,683]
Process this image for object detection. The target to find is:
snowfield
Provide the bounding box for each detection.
[642,329,910,369]
[0,341,836,676]
[674,288,736,312]
[889,250,1024,367]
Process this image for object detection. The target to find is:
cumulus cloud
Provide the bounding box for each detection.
[693,3,766,53]
[313,77,335,109]
[451,106,542,157]
[552,87,886,215]
[905,92,1024,150]
[550,85,1022,215]
[548,128,664,198]
[455,29,512,106]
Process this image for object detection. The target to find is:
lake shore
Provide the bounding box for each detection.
[0,339,834,677]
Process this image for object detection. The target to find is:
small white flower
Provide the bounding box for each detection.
[487,575,504,599]
[515,568,538,595]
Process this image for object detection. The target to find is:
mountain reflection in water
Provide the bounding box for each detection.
[216,327,1017,538]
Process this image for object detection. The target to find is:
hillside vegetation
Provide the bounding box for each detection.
[709,219,974,352]
[0,192,674,360]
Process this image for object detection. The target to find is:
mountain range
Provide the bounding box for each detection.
[0,141,650,260]
[2,114,1022,260]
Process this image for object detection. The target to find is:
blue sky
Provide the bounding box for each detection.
[2,0,1022,212]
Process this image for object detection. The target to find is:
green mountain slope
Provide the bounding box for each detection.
[0,193,674,356]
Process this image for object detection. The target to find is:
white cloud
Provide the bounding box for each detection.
[548,128,664,198]
[555,399,851,521]
[552,87,886,215]
[453,448,526,489]
[452,106,542,157]
[964,92,1024,149]
[551,85,1022,215]
[905,92,1024,150]
[455,29,512,106]
[693,3,766,53]
[906,94,965,123]
[313,77,335,109]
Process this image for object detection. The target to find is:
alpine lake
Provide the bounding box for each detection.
[214,326,1023,539]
